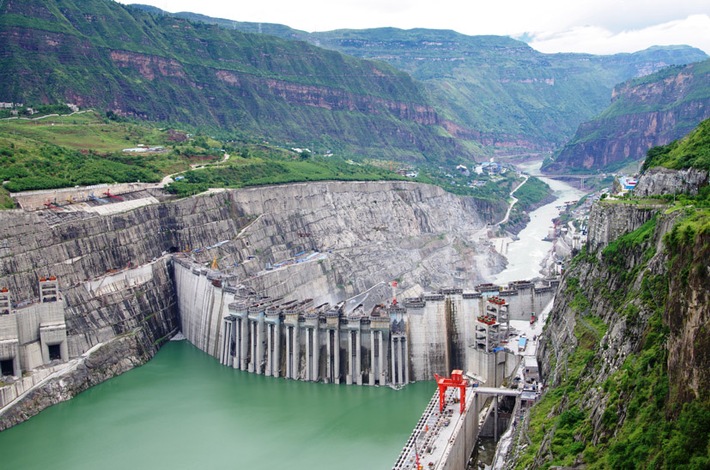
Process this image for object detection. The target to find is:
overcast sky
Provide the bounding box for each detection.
[118,0,710,55]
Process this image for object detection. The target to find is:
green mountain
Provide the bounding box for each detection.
[642,118,710,172]
[510,119,710,469]
[307,30,706,153]
[0,0,469,163]
[544,59,710,173]
[150,9,707,157]
[3,1,707,167]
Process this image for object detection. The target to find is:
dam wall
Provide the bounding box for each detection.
[0,180,508,429]
[173,260,410,386]
[174,254,557,387]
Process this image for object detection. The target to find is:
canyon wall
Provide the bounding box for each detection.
[505,166,709,467]
[545,59,710,172]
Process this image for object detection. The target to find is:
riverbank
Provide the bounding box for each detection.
[500,176,557,235]
[489,162,588,285]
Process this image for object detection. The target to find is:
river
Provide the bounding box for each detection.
[0,167,586,469]
[491,162,587,285]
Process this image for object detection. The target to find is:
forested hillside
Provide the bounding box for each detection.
[153,9,707,156]
[507,120,710,468]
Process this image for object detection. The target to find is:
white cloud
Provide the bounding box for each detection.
[118,1,710,55]
[527,15,710,55]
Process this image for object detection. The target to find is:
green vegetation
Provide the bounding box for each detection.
[518,118,710,469]
[247,25,706,152]
[513,177,554,207]
[642,118,710,171]
[602,215,657,271]
[544,60,709,173]
[515,314,607,469]
[0,104,73,119]
[3,0,705,165]
[600,60,710,121]
[0,111,222,192]
[164,154,406,197]
[516,220,709,468]
[0,0,471,163]
[0,108,519,210]
[501,176,553,232]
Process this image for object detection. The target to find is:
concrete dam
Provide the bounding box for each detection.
[174,255,556,386]
[0,180,507,426]
[0,178,555,470]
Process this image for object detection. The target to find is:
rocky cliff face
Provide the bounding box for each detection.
[633,166,709,197]
[545,59,710,173]
[0,181,506,429]
[243,25,707,155]
[507,167,709,468]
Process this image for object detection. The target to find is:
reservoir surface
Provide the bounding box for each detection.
[0,341,433,469]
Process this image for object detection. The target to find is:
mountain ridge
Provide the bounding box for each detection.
[146,6,708,155]
[0,0,469,163]
[3,0,707,166]
[544,59,710,173]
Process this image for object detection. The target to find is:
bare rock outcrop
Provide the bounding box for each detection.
[633,166,709,197]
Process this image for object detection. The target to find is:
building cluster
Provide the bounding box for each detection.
[616,175,638,195]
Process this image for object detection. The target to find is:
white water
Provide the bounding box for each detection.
[490,162,587,285]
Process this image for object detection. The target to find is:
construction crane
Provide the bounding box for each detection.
[434,370,467,414]
[44,199,62,211]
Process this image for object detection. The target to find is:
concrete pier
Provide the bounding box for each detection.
[264,308,281,377]
[247,304,265,374]
[220,316,234,367]
[345,323,363,385]
[304,313,319,382]
[324,307,340,384]
[391,334,409,386]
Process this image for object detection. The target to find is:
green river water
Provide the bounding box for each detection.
[0,340,434,470]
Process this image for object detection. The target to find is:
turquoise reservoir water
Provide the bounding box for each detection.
[0,341,433,470]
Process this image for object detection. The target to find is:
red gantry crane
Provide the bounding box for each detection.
[434,369,467,414]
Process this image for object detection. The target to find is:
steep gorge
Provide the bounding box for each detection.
[545,59,710,173]
[0,0,463,162]
[506,164,709,467]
